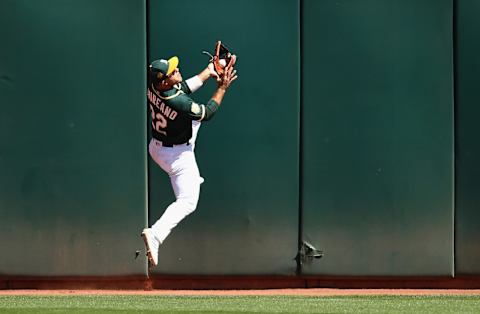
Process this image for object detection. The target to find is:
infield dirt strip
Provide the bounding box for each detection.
[1,289,480,296]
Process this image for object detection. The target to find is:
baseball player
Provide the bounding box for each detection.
[142,54,237,266]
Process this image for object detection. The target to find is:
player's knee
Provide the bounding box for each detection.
[177,197,198,215]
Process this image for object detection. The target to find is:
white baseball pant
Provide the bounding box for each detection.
[148,121,203,245]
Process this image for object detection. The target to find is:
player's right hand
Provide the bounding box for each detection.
[218,66,238,90]
[208,62,221,82]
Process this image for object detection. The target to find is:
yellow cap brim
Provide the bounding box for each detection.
[167,56,179,76]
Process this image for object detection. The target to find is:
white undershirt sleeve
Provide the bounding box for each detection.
[185,75,203,93]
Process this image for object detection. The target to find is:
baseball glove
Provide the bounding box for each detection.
[203,41,237,76]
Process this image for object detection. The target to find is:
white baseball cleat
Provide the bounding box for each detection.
[141,228,159,266]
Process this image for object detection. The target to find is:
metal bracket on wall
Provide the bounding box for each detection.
[296,241,324,267]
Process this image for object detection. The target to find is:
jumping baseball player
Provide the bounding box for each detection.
[142,50,237,266]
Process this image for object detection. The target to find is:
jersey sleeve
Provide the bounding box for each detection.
[167,94,219,122]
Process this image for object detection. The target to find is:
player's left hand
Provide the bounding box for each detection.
[218,66,238,90]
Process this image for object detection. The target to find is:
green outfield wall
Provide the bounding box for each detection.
[0,0,148,276]
[455,0,480,275]
[0,0,479,280]
[301,0,454,276]
[147,0,300,275]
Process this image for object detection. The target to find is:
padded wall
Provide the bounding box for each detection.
[455,0,480,275]
[148,0,300,275]
[2,0,478,280]
[302,0,454,276]
[0,0,148,276]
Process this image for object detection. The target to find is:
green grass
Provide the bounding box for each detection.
[1,295,480,314]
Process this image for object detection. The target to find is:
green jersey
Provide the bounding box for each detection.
[147,81,219,145]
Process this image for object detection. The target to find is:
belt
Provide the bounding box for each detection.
[153,139,190,147]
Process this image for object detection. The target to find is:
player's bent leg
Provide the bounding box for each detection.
[147,146,203,263]
[151,168,203,245]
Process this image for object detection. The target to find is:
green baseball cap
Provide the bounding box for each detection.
[150,56,179,80]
